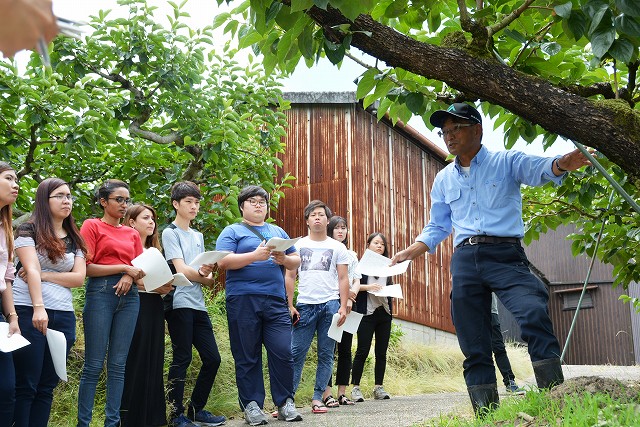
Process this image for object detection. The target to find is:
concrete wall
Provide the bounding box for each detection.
[394,318,458,347]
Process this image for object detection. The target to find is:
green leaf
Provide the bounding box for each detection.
[405,92,424,114]
[385,0,407,19]
[291,0,314,12]
[212,12,231,30]
[313,0,329,9]
[587,5,612,36]
[591,26,616,58]
[503,28,527,44]
[554,2,573,19]
[609,38,635,63]
[615,14,640,37]
[265,1,283,23]
[238,30,263,48]
[540,42,562,56]
[299,24,315,59]
[566,10,587,39]
[356,68,379,98]
[616,0,640,17]
[324,40,345,64]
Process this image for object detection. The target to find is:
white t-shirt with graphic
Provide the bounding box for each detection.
[295,236,350,305]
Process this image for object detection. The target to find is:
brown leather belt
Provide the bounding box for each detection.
[456,235,520,248]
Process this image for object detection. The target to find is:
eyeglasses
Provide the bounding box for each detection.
[437,123,477,139]
[49,194,77,202]
[108,196,132,205]
[246,198,268,207]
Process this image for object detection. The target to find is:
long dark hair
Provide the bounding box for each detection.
[327,216,348,246]
[26,178,87,262]
[0,162,15,259]
[366,232,389,257]
[124,204,161,250]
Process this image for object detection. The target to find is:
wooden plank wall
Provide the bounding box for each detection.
[274,102,455,333]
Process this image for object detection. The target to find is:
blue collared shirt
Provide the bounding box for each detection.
[416,145,565,252]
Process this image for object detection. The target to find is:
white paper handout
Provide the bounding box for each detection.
[188,251,231,269]
[0,323,30,353]
[265,236,301,252]
[327,311,364,343]
[355,249,411,277]
[131,247,174,292]
[369,283,404,299]
[172,273,193,287]
[46,328,68,381]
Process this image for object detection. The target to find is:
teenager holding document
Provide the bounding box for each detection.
[216,185,302,425]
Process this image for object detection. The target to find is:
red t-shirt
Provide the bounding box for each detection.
[80,218,143,266]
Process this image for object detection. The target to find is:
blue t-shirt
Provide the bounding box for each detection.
[216,222,296,298]
[162,224,207,311]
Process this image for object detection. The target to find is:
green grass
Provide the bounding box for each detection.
[57,288,609,426]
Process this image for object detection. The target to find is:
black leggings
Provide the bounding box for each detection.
[351,307,392,385]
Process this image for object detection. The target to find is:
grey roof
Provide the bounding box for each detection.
[282,91,357,104]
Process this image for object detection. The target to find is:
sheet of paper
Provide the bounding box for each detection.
[0,323,30,353]
[355,249,411,277]
[189,251,231,269]
[327,311,364,342]
[46,328,68,381]
[368,283,404,299]
[328,313,343,343]
[265,236,301,252]
[172,273,193,287]
[131,247,174,292]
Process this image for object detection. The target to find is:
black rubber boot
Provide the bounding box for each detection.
[532,358,564,389]
[467,383,499,417]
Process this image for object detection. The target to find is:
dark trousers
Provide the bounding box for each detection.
[0,317,16,427]
[166,308,221,417]
[226,294,294,409]
[328,332,353,387]
[351,306,392,385]
[13,306,75,427]
[491,312,515,387]
[451,243,561,387]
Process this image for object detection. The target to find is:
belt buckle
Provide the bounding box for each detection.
[468,236,480,245]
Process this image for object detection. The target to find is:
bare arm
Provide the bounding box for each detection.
[216,243,272,270]
[170,258,215,288]
[0,0,58,57]
[391,241,429,265]
[336,264,351,326]
[285,268,298,318]
[15,246,48,334]
[39,256,87,288]
[271,251,301,270]
[2,283,20,336]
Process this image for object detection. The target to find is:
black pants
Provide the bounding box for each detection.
[351,307,392,385]
[490,312,515,387]
[328,332,353,387]
[166,308,221,418]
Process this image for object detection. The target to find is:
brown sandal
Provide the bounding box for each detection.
[338,394,355,405]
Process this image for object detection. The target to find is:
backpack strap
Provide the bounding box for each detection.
[240,222,267,243]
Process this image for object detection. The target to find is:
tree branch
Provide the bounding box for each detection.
[487,0,536,38]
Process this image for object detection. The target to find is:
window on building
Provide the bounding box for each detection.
[554,285,598,311]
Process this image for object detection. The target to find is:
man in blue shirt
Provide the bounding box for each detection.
[392,103,591,416]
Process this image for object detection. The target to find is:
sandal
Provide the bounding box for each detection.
[311,404,328,414]
[322,395,339,408]
[338,394,355,405]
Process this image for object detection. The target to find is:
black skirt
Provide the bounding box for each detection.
[121,292,167,426]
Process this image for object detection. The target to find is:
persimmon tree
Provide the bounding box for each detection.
[218,0,639,296]
[0,0,292,245]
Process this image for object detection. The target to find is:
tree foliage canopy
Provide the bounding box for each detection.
[218,0,639,299]
[0,0,292,245]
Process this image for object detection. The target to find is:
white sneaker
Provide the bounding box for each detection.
[277,398,302,422]
[244,401,268,426]
[351,386,365,402]
[373,385,390,400]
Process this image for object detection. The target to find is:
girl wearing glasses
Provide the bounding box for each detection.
[11,178,87,427]
[77,180,145,427]
[120,204,172,427]
[0,162,21,424]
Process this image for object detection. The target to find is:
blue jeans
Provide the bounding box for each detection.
[226,294,294,409]
[291,299,339,401]
[451,243,561,387]
[13,306,75,427]
[77,275,139,427]
[0,316,16,427]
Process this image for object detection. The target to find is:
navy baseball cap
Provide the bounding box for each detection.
[430,103,482,128]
